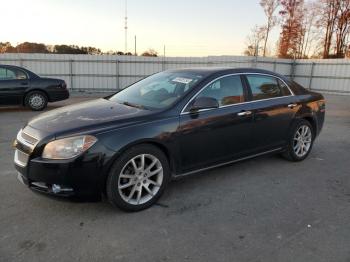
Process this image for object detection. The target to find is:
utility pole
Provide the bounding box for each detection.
[124,0,128,53]
[134,35,137,56]
[164,45,166,57]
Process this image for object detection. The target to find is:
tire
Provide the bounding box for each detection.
[25,91,48,111]
[106,144,170,212]
[282,119,314,162]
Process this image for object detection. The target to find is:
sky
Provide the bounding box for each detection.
[0,0,280,56]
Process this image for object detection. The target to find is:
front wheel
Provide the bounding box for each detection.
[282,119,314,162]
[106,145,170,212]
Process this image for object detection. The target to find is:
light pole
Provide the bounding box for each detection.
[124,0,128,53]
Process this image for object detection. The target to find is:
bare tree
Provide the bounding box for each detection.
[260,0,281,56]
[298,1,322,58]
[244,25,266,56]
[335,0,350,57]
[317,0,350,58]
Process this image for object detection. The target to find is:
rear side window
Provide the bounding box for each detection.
[246,75,290,100]
[278,79,292,96]
[196,75,245,106]
[0,68,27,80]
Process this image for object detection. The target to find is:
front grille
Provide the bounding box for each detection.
[14,129,39,167]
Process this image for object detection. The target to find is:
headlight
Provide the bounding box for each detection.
[42,135,97,160]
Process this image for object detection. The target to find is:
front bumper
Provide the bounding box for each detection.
[13,128,115,199]
[14,154,104,198]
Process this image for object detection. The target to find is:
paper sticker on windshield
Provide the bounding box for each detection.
[172,77,193,84]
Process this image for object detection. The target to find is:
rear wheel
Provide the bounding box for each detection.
[106,145,170,211]
[282,119,314,162]
[25,91,48,111]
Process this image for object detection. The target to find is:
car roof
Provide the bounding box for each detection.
[166,67,287,80]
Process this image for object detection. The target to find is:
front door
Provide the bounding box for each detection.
[178,75,255,173]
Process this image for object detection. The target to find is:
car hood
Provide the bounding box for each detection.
[28,98,153,135]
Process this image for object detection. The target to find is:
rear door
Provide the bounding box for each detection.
[178,75,255,173]
[0,67,29,105]
[243,74,298,151]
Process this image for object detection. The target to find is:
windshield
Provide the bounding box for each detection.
[108,71,204,110]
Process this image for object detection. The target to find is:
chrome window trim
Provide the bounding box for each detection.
[180,73,295,115]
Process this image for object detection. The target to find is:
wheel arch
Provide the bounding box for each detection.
[302,116,317,136]
[100,139,177,195]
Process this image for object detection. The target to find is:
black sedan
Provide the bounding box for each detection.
[0,65,69,111]
[13,68,325,211]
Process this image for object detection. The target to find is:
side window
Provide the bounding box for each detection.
[196,75,245,106]
[14,69,27,79]
[0,68,15,80]
[0,68,7,80]
[278,79,292,96]
[246,75,284,100]
[0,68,26,80]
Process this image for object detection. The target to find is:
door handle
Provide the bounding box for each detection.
[237,111,252,117]
[287,103,298,109]
[21,82,28,86]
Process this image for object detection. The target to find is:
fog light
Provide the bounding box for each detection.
[52,184,73,194]
[52,184,61,194]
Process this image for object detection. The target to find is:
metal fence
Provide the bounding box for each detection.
[1,53,350,94]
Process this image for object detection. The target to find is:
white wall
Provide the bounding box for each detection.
[1,53,349,94]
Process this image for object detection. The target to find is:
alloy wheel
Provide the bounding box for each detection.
[293,125,312,157]
[118,154,163,205]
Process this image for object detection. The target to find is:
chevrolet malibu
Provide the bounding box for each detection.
[14,68,325,211]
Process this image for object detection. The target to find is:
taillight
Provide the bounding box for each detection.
[318,101,326,112]
[61,81,67,89]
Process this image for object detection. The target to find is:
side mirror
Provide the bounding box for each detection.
[190,96,219,112]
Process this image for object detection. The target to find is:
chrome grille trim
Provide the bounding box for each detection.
[16,129,37,150]
[21,131,39,145]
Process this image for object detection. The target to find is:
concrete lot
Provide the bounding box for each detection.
[0,94,349,262]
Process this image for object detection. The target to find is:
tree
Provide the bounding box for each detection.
[278,0,305,58]
[320,0,341,58]
[0,42,15,53]
[244,25,266,56]
[16,42,48,53]
[334,0,350,57]
[141,49,158,57]
[317,0,350,58]
[260,0,280,56]
[299,1,322,58]
[54,45,87,54]
[80,46,102,55]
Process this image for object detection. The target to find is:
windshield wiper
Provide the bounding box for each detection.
[121,101,147,110]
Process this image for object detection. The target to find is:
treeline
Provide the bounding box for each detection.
[0,42,158,57]
[245,0,350,59]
